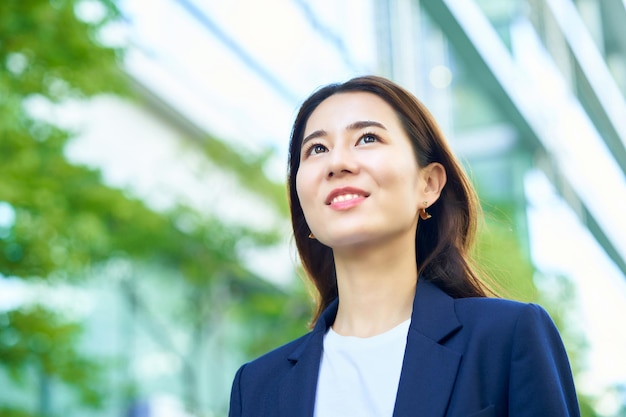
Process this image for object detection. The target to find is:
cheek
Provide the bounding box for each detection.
[295,168,314,209]
[374,153,417,185]
[295,175,305,207]
[295,170,320,230]
[380,164,422,204]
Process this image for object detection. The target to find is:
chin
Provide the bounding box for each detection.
[323,233,376,250]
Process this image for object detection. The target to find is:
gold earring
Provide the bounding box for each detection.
[308,233,316,239]
[419,201,432,220]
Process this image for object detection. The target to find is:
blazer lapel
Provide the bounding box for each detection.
[277,300,338,417]
[393,280,463,417]
[276,281,461,417]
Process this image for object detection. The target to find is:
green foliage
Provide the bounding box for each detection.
[0,0,125,101]
[0,112,280,283]
[0,306,104,407]
[0,0,297,415]
[1,3,116,413]
[0,407,35,417]
[1,1,131,411]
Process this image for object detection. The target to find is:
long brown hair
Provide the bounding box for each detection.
[288,75,493,324]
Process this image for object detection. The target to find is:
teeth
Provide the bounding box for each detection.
[332,194,361,204]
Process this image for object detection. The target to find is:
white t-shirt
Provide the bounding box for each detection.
[313,319,411,417]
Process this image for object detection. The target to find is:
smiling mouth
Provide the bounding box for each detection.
[329,194,363,205]
[325,187,370,206]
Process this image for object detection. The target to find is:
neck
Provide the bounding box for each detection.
[331,234,418,338]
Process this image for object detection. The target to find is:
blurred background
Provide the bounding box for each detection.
[1,0,625,416]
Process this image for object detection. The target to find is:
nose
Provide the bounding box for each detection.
[326,144,358,178]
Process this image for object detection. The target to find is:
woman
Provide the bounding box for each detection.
[229,76,580,417]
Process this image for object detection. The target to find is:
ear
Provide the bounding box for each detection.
[420,162,446,203]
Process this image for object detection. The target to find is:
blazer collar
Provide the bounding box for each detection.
[393,279,463,417]
[279,300,337,417]
[280,278,462,417]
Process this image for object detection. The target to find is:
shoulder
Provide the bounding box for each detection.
[230,329,323,414]
[452,296,561,346]
[428,297,579,415]
[454,296,552,324]
[413,280,560,346]
[239,331,313,377]
[238,331,315,381]
[231,301,336,407]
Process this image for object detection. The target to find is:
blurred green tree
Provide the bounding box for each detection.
[0,1,309,415]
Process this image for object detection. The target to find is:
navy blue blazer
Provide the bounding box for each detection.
[229,279,580,417]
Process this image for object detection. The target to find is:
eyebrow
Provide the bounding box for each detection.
[301,120,387,148]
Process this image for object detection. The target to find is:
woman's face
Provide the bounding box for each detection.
[296,92,431,250]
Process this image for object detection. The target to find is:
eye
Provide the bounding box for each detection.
[357,132,379,145]
[304,142,328,157]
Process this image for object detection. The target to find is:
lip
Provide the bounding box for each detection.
[325,187,370,209]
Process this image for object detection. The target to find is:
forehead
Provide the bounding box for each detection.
[304,92,401,134]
